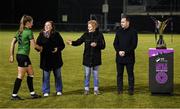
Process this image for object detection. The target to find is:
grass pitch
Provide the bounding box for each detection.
[0,31,180,108]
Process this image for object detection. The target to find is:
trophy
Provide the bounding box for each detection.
[151,17,171,49]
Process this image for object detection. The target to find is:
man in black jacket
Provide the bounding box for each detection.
[113,16,138,95]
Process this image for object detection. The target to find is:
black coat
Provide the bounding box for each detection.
[113,27,138,64]
[36,31,65,71]
[72,31,106,67]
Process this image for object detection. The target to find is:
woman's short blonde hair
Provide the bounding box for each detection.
[88,20,98,30]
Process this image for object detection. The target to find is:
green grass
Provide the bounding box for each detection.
[0,31,180,108]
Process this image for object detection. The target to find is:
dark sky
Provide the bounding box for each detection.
[0,0,58,24]
[0,0,123,24]
[1,0,179,33]
[0,0,179,25]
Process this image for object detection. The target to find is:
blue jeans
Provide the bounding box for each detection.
[42,67,63,94]
[84,66,99,91]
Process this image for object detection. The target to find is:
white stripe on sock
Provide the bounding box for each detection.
[12,94,17,97]
[30,91,35,95]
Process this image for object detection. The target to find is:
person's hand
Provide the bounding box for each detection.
[35,45,43,52]
[66,40,72,45]
[90,42,97,47]
[9,55,14,63]
[119,51,125,57]
[39,46,43,52]
[52,47,58,53]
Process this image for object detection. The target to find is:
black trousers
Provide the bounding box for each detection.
[116,63,134,92]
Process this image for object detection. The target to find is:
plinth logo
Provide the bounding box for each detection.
[155,63,168,84]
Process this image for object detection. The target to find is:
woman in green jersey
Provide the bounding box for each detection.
[9,15,42,100]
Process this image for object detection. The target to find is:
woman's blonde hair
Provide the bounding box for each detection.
[19,15,33,34]
[88,20,98,30]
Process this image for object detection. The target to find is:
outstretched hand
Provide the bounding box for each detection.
[66,40,72,45]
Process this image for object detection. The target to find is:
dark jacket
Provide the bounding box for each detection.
[36,31,65,71]
[113,27,138,64]
[72,30,106,67]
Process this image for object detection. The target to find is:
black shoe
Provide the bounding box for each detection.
[11,96,24,100]
[117,91,123,95]
[31,93,41,99]
[128,91,134,95]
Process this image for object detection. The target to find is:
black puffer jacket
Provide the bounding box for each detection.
[72,30,106,67]
[36,31,65,71]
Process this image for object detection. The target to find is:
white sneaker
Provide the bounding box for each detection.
[94,90,100,95]
[43,93,49,97]
[56,92,62,96]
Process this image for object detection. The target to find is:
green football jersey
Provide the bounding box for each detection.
[15,28,34,56]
